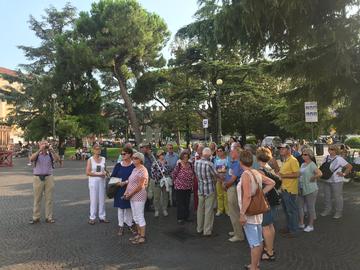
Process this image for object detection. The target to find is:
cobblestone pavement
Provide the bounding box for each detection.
[1,158,360,270]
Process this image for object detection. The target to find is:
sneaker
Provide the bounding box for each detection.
[215,211,222,217]
[228,236,244,242]
[298,224,305,229]
[333,212,342,219]
[304,226,314,232]
[228,231,235,236]
[154,211,159,218]
[163,210,168,217]
[27,163,32,166]
[320,210,331,217]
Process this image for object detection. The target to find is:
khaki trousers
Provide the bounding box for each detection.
[33,175,55,220]
[227,186,244,239]
[153,185,169,212]
[197,192,216,235]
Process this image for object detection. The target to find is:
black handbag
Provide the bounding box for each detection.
[106,177,120,199]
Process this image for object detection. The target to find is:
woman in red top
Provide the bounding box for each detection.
[172,150,195,224]
[124,152,149,244]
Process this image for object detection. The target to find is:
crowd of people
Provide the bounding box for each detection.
[29,139,353,270]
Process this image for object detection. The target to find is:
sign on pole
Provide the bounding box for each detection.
[202,119,209,129]
[304,101,318,123]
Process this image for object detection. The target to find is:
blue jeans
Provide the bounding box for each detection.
[281,191,299,233]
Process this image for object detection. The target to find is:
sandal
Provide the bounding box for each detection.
[244,265,260,270]
[131,236,146,245]
[129,234,140,242]
[129,224,138,235]
[99,219,110,223]
[45,218,55,224]
[261,249,276,261]
[88,219,96,225]
[29,219,40,224]
[118,226,124,236]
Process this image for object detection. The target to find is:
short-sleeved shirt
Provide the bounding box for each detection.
[194,158,217,196]
[33,152,54,175]
[225,160,244,186]
[280,155,300,194]
[214,157,228,174]
[165,152,179,173]
[322,155,349,183]
[299,161,318,196]
[111,162,135,208]
[126,166,148,202]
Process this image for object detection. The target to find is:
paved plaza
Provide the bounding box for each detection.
[1,158,360,270]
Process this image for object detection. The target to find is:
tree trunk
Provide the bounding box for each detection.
[114,72,141,145]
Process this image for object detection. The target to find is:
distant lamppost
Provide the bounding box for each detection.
[51,93,57,139]
[216,79,223,143]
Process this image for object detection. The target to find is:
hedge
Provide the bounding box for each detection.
[345,137,360,149]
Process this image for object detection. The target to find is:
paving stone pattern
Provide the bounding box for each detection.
[1,158,360,270]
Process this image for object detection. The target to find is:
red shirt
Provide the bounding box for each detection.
[172,161,194,190]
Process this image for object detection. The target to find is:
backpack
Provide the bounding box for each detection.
[319,156,338,180]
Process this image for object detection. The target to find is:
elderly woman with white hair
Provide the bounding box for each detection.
[124,152,149,244]
[194,147,219,236]
[298,148,322,232]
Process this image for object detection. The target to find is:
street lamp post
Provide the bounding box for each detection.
[51,93,57,139]
[216,79,223,143]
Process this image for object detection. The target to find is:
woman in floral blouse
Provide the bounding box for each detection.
[151,150,170,218]
[172,150,195,224]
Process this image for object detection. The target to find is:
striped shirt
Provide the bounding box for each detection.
[194,158,217,196]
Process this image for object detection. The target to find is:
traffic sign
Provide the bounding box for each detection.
[304,101,318,122]
[202,119,209,129]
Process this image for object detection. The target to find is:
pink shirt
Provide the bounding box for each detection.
[126,165,148,202]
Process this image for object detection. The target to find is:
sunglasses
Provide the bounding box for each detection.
[121,152,128,155]
[302,153,309,156]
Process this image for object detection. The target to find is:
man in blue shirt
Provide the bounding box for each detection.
[223,148,245,242]
[165,143,179,173]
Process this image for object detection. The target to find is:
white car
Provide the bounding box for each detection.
[261,136,282,148]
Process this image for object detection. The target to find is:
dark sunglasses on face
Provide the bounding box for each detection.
[302,153,308,156]
[121,152,128,155]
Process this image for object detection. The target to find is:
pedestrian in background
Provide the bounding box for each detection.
[111,147,136,236]
[151,150,170,217]
[256,147,282,261]
[29,140,59,224]
[214,146,229,217]
[124,152,149,244]
[223,147,245,242]
[320,145,352,219]
[238,150,275,270]
[86,144,109,225]
[298,148,322,232]
[172,150,195,224]
[195,147,219,236]
[278,144,300,237]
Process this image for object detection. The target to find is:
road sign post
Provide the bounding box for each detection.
[203,119,208,144]
[305,102,318,153]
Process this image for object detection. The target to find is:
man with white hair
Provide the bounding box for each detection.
[194,147,220,236]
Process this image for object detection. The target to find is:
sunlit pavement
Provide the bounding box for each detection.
[1,158,359,270]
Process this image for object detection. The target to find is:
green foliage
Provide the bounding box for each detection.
[209,0,360,134]
[345,137,360,148]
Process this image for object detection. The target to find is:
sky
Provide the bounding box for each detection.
[0,0,199,70]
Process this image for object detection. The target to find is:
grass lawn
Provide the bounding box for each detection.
[64,147,120,161]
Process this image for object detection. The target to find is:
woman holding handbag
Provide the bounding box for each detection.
[110,147,136,236]
[172,150,195,224]
[151,150,170,217]
[237,150,275,270]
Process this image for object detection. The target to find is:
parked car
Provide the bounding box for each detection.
[261,136,282,148]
